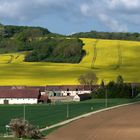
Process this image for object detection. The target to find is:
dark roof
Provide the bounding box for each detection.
[28,86,46,92]
[0,86,45,92]
[78,94,91,100]
[45,86,61,91]
[0,85,99,92]
[78,94,91,98]
[0,86,27,90]
[0,89,40,98]
[45,85,99,91]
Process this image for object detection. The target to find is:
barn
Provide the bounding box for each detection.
[0,88,41,104]
[46,85,99,97]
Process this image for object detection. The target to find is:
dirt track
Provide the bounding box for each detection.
[45,103,140,140]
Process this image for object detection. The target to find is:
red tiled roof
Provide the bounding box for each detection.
[0,86,46,92]
[45,85,99,91]
[45,86,61,91]
[0,89,40,98]
[28,86,46,92]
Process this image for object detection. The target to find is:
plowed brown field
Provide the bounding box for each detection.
[45,103,140,140]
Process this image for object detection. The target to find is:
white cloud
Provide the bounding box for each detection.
[109,0,140,9]
[80,0,140,32]
[0,1,21,18]
[0,0,72,21]
[80,4,90,16]
[0,0,139,32]
[99,14,127,32]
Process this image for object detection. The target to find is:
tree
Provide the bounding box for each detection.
[0,24,5,36]
[78,71,98,86]
[116,75,124,85]
[25,38,84,63]
[100,80,105,88]
[78,75,86,85]
[9,118,42,139]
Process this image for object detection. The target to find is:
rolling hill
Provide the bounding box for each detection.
[0,38,139,85]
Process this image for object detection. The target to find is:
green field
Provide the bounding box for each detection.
[0,99,138,135]
[0,38,139,85]
[0,138,18,140]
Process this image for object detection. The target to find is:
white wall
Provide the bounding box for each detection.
[73,95,80,102]
[61,90,91,96]
[0,98,38,104]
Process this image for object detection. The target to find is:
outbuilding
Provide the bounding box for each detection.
[73,94,92,102]
[0,88,41,104]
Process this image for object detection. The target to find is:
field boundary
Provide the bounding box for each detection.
[40,101,140,132]
[91,39,99,69]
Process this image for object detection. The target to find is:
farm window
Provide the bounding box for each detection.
[4,100,9,104]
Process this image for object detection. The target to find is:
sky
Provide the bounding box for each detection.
[0,0,140,35]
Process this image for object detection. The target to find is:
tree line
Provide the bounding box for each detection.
[92,75,140,99]
[0,24,62,54]
[78,71,140,99]
[71,30,140,41]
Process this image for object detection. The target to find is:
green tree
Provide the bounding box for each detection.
[100,80,105,88]
[0,24,5,36]
[116,75,124,85]
[25,38,84,63]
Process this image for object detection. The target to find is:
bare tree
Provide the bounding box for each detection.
[78,71,98,87]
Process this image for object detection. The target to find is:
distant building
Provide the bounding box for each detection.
[0,88,41,104]
[73,94,92,102]
[45,85,99,97]
[0,85,99,104]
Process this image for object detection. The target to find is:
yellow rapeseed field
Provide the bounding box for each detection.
[0,38,139,86]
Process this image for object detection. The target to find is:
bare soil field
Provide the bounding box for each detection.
[45,103,140,140]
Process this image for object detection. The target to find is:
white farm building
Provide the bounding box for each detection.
[46,85,99,97]
[0,88,41,104]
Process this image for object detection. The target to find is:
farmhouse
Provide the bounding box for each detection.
[46,85,99,97]
[0,85,99,104]
[0,88,41,104]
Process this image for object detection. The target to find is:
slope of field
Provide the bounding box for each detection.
[0,38,139,85]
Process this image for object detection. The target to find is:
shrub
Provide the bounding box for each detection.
[9,118,43,139]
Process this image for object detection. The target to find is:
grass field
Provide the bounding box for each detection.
[0,98,138,135]
[0,137,18,140]
[0,38,139,85]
